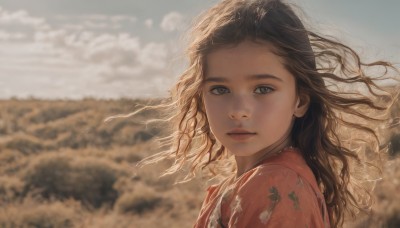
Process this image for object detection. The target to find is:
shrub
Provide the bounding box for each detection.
[109,120,138,134]
[57,131,89,149]
[69,158,122,208]
[8,106,32,118]
[34,127,60,140]
[0,200,77,228]
[389,134,400,157]
[23,154,125,209]
[23,155,71,198]
[0,150,29,176]
[29,106,81,124]
[111,125,139,146]
[0,176,25,203]
[93,129,113,147]
[116,153,142,164]
[386,210,400,228]
[20,204,75,228]
[5,136,44,155]
[115,184,167,215]
[118,193,163,215]
[0,149,21,164]
[134,130,154,142]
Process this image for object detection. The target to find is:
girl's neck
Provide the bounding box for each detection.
[234,137,293,179]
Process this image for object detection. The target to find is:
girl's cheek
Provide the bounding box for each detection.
[205,95,225,105]
[207,100,224,113]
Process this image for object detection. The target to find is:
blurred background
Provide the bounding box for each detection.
[0,0,398,99]
[0,0,399,227]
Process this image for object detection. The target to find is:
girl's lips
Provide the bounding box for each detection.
[227,133,256,141]
[227,128,255,134]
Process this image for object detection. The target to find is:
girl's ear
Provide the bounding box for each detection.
[294,94,310,118]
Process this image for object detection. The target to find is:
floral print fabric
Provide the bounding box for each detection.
[194,148,330,228]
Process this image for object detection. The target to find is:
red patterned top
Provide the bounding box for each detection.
[194,147,330,228]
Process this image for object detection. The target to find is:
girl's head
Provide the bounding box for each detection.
[202,40,310,164]
[195,0,323,165]
[179,0,320,160]
[140,0,398,227]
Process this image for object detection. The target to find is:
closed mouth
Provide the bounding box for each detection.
[227,133,256,135]
[227,128,256,135]
[227,129,257,141]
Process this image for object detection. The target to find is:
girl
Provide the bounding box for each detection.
[126,0,399,227]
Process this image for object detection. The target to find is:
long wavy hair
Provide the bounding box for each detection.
[119,0,400,227]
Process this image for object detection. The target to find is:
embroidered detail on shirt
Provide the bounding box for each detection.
[269,186,281,202]
[229,195,242,228]
[208,186,233,228]
[259,208,272,224]
[230,195,243,213]
[259,186,281,224]
[208,198,223,228]
[296,176,304,186]
[288,191,300,210]
[217,218,225,228]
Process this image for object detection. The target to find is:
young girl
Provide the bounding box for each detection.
[128,0,399,227]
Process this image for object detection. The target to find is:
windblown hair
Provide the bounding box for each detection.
[121,0,400,227]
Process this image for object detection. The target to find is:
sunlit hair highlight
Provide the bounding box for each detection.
[114,0,400,227]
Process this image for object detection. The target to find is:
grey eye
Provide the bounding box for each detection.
[254,86,273,94]
[210,86,229,95]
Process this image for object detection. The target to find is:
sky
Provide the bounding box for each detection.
[0,0,398,100]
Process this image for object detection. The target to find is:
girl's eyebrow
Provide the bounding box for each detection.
[204,74,284,83]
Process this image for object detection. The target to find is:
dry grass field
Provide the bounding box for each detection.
[0,98,398,228]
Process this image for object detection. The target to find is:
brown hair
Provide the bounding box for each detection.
[121,0,400,227]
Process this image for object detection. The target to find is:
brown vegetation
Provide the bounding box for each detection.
[0,98,398,227]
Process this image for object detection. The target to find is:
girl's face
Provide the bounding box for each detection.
[202,40,308,166]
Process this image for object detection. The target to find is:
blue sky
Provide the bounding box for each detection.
[0,0,398,99]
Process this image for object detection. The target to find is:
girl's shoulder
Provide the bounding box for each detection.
[196,148,330,228]
[219,148,329,227]
[207,147,319,197]
[236,147,320,192]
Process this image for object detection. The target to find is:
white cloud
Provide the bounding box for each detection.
[144,19,153,29]
[61,24,85,31]
[83,33,141,66]
[0,8,48,30]
[0,30,26,41]
[160,11,185,32]
[0,33,173,99]
[0,7,175,99]
[22,28,172,97]
[79,33,169,83]
[57,14,137,31]
[80,14,109,21]
[111,15,137,23]
[34,29,70,53]
[77,14,136,23]
[139,42,167,69]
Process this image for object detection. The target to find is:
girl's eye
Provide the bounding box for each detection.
[254,86,273,94]
[210,86,229,95]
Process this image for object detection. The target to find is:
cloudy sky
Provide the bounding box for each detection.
[0,0,399,99]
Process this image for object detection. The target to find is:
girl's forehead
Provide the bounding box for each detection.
[204,40,289,79]
[204,41,294,82]
[204,40,285,67]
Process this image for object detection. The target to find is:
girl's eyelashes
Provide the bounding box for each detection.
[254,86,274,94]
[209,85,274,95]
[209,86,229,95]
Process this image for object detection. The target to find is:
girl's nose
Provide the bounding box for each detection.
[229,96,251,120]
[229,112,249,120]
